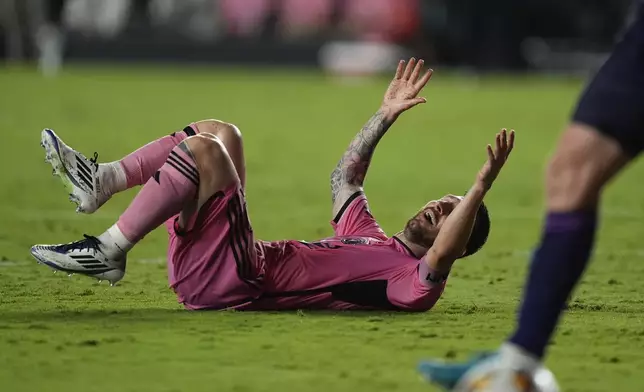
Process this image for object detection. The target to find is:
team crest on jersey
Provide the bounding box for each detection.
[341,237,368,245]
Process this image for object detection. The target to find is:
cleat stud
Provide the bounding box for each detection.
[67,273,73,277]
[97,279,102,283]
[53,270,57,274]
[109,282,115,287]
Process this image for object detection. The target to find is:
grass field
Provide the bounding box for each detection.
[1,64,643,392]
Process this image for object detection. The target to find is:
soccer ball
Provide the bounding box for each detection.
[453,355,560,392]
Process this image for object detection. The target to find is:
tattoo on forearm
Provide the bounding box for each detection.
[330,110,393,203]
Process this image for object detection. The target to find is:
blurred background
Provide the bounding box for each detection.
[0,0,637,77]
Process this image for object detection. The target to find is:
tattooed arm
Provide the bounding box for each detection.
[330,58,434,217]
[330,110,396,217]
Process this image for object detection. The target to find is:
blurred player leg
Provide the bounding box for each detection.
[507,124,631,359]
[508,3,644,360]
[419,4,644,389]
[36,0,66,77]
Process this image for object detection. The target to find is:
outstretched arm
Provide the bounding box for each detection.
[423,129,515,276]
[330,58,434,217]
[330,109,395,212]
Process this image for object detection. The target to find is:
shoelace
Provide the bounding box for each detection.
[56,234,102,253]
[89,152,99,169]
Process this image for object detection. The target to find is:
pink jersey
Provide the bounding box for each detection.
[158,125,445,312]
[244,192,446,311]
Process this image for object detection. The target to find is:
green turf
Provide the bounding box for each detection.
[1,64,643,392]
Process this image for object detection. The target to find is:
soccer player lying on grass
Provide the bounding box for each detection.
[31,58,514,311]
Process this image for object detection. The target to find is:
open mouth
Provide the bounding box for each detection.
[424,211,435,225]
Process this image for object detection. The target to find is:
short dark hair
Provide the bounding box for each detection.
[462,202,490,258]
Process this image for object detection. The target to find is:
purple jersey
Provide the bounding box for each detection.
[245,192,446,311]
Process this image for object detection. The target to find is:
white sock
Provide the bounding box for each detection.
[98,224,134,259]
[499,342,542,373]
[99,161,128,195]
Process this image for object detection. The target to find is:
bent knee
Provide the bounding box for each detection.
[181,134,238,188]
[546,154,594,210]
[194,119,242,142]
[545,123,629,210]
[183,134,228,164]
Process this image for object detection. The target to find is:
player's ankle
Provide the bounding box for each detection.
[99,162,128,196]
[499,342,542,372]
[98,224,134,259]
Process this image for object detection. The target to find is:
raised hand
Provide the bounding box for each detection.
[381,58,433,117]
[477,129,515,190]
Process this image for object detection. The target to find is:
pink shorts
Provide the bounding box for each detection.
[165,183,263,310]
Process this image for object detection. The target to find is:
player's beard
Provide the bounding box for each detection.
[403,216,435,249]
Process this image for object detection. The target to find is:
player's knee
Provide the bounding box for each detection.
[545,124,615,211]
[183,134,229,170]
[195,119,242,142]
[181,133,238,194]
[545,153,587,210]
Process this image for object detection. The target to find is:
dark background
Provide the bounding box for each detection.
[0,0,637,72]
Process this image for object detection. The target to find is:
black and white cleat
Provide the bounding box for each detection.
[40,128,109,214]
[31,235,126,286]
